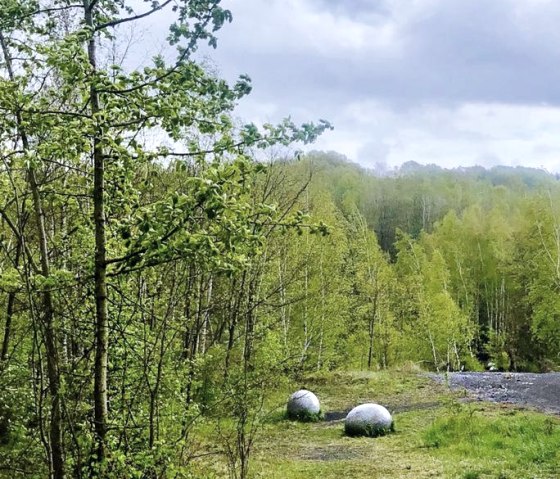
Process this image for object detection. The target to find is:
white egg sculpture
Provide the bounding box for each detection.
[344,403,393,437]
[287,389,321,420]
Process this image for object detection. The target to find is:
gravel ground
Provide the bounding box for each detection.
[432,372,560,414]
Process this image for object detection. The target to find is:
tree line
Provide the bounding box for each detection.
[298,151,560,372]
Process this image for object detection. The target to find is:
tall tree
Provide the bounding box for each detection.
[0,1,329,476]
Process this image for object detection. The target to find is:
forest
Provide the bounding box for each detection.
[1,1,560,478]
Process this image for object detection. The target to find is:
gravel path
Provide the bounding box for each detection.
[433,372,560,414]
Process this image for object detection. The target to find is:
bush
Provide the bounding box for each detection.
[461,355,485,372]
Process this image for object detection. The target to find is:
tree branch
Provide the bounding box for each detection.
[97,4,219,95]
[95,0,173,31]
[0,208,40,274]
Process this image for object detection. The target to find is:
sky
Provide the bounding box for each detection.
[132,0,560,171]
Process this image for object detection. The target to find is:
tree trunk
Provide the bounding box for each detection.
[1,291,16,361]
[367,291,378,370]
[1,241,21,361]
[83,1,109,463]
[1,29,65,479]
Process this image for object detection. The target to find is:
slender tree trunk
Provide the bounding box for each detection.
[1,29,65,479]
[83,1,109,463]
[202,277,212,351]
[1,242,21,361]
[149,320,168,450]
[367,318,375,370]
[59,177,69,368]
[300,237,310,368]
[224,273,244,376]
[242,256,266,372]
[243,277,256,371]
[316,250,325,371]
[428,328,439,372]
[278,249,289,351]
[1,291,16,361]
[196,276,205,355]
[367,291,378,370]
[182,268,195,359]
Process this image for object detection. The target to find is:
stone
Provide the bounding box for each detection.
[344,403,393,437]
[287,389,321,420]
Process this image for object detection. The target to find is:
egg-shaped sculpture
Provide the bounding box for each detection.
[287,389,321,421]
[344,403,393,437]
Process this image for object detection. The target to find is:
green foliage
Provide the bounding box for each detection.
[293,153,560,372]
[461,355,485,372]
[423,406,560,475]
[486,332,511,371]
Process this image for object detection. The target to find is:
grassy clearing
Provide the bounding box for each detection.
[191,370,560,478]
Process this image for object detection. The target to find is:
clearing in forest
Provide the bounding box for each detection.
[194,370,560,479]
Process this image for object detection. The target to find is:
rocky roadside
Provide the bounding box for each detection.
[432,372,560,415]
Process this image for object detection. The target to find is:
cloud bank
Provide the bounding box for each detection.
[136,0,560,171]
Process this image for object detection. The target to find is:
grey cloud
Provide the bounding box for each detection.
[208,0,560,110]
[356,140,391,169]
[475,153,503,167]
[401,1,560,105]
[309,0,392,20]
[134,0,560,171]
[533,144,560,156]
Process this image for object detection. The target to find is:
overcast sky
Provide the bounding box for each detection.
[136,0,560,171]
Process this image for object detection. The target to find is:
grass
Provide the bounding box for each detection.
[422,406,560,478]
[286,409,324,423]
[191,370,560,479]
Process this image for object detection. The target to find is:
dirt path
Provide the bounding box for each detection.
[433,372,560,414]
